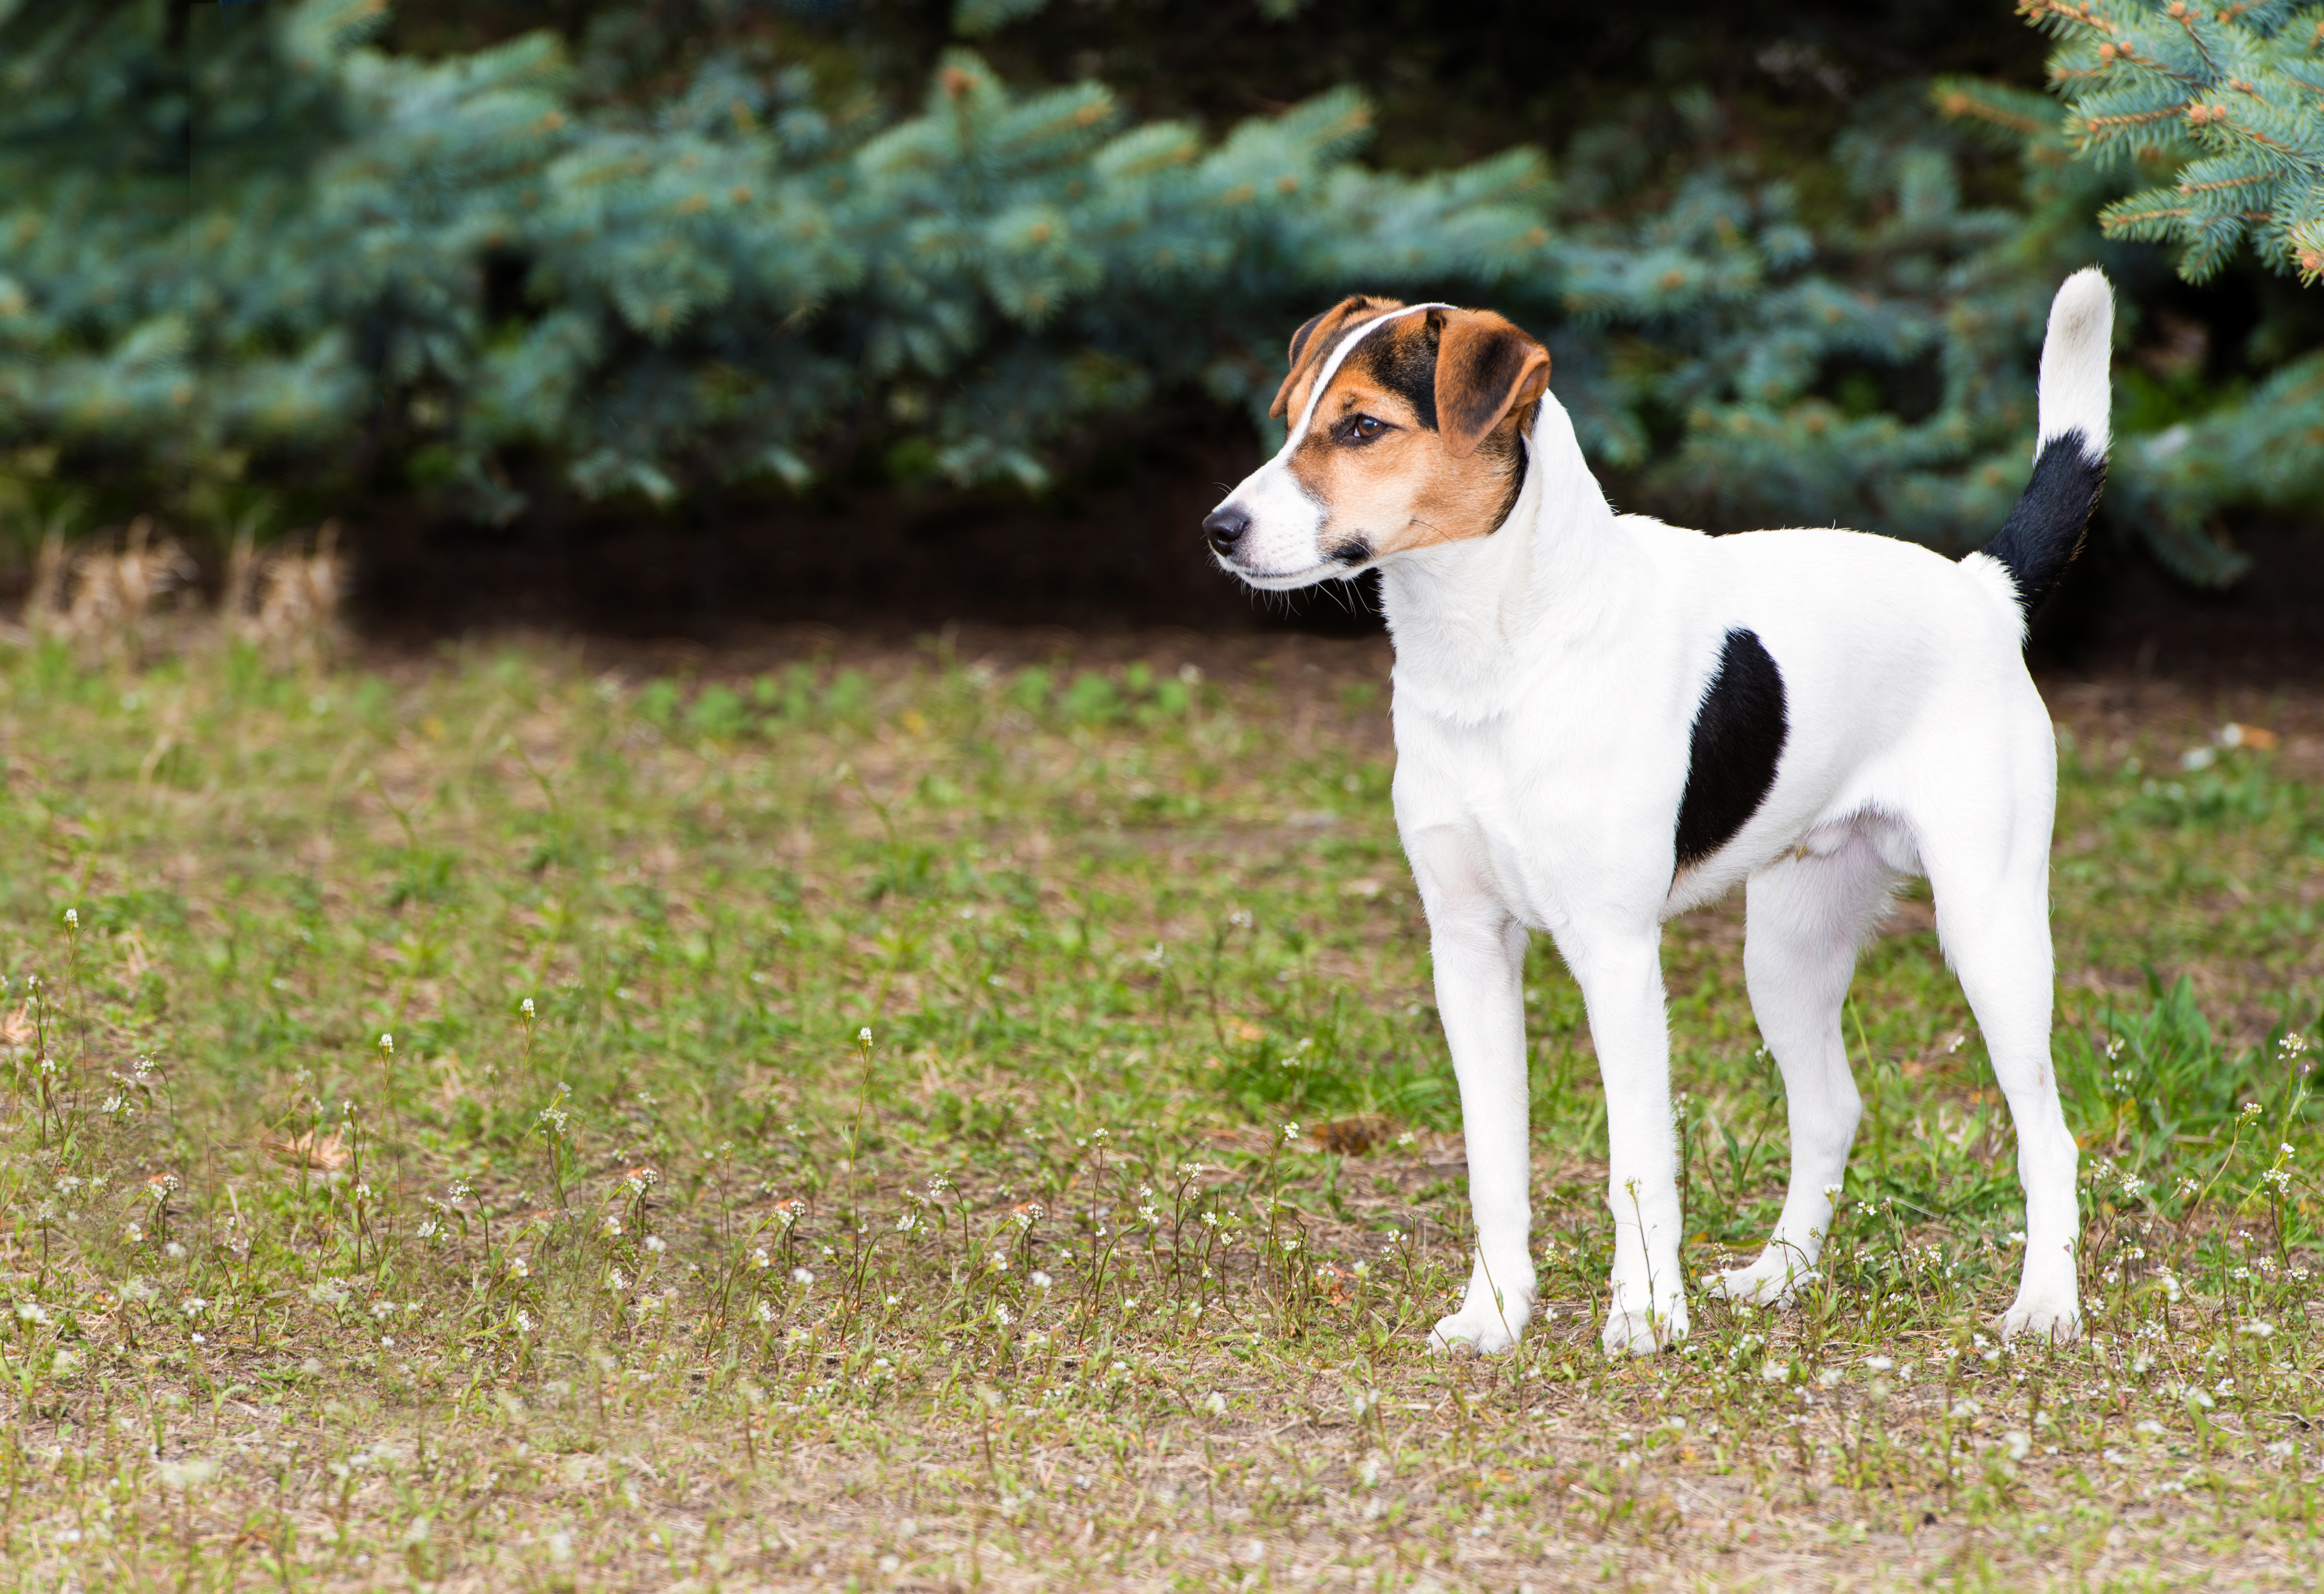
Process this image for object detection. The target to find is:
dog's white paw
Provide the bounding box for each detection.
[1428,1299,1529,1357]
[1600,1298,1688,1356]
[1998,1293,2081,1346]
[1704,1259,1819,1309]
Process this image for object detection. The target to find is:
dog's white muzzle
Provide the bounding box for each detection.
[1204,459,1337,588]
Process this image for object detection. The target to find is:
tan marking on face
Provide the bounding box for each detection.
[1276,309,1549,562]
[1269,294,1404,423]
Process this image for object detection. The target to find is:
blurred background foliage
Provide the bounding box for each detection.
[2,0,2321,604]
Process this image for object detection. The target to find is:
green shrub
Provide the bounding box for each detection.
[685,684,749,741]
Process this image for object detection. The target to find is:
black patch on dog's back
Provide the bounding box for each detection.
[1675,629,1788,870]
[1977,432,2105,621]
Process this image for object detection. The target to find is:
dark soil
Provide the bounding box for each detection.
[339,411,2324,686]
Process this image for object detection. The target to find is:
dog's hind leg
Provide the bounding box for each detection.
[1924,814,2082,1343]
[1709,835,1900,1307]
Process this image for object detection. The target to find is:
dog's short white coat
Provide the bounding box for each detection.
[1212,270,2113,1355]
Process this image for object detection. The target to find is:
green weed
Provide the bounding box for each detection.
[0,637,2316,1588]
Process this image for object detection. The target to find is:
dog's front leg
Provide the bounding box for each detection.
[1557,924,1690,1354]
[1406,830,1536,1355]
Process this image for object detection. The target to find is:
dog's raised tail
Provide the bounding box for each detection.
[1971,268,2113,624]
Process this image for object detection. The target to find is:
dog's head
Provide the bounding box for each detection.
[1204,297,1551,590]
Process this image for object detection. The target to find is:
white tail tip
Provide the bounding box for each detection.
[2036,267,2113,465]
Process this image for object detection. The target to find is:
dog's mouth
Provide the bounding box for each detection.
[1216,535,1375,591]
[1215,554,1344,591]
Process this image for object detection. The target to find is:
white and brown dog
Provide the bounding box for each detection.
[1205,274,2112,1354]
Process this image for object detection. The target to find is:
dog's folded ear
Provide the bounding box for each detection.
[1433,310,1551,458]
[1270,295,1400,420]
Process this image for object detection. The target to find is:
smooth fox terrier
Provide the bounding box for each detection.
[1204,272,2112,1355]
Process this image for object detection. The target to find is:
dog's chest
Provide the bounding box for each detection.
[1390,687,1686,928]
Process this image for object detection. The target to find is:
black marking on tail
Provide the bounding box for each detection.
[1979,433,2106,621]
[1675,629,1788,871]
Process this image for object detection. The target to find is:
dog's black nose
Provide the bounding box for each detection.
[1203,507,1250,554]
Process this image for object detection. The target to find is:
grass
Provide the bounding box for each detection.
[1,627,2322,1591]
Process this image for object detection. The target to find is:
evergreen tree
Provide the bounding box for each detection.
[0,0,2311,594]
[1942,0,2324,583]
[2019,0,2324,283]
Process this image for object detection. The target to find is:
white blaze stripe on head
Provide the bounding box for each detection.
[1277,302,1456,459]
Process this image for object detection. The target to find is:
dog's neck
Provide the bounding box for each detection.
[1376,395,1627,723]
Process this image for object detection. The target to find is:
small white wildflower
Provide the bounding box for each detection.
[1031,1270,1053,1289]
[643,1235,666,1254]
[791,1267,814,1287]
[155,1458,217,1490]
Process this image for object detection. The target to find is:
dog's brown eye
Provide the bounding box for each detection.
[1347,415,1387,442]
